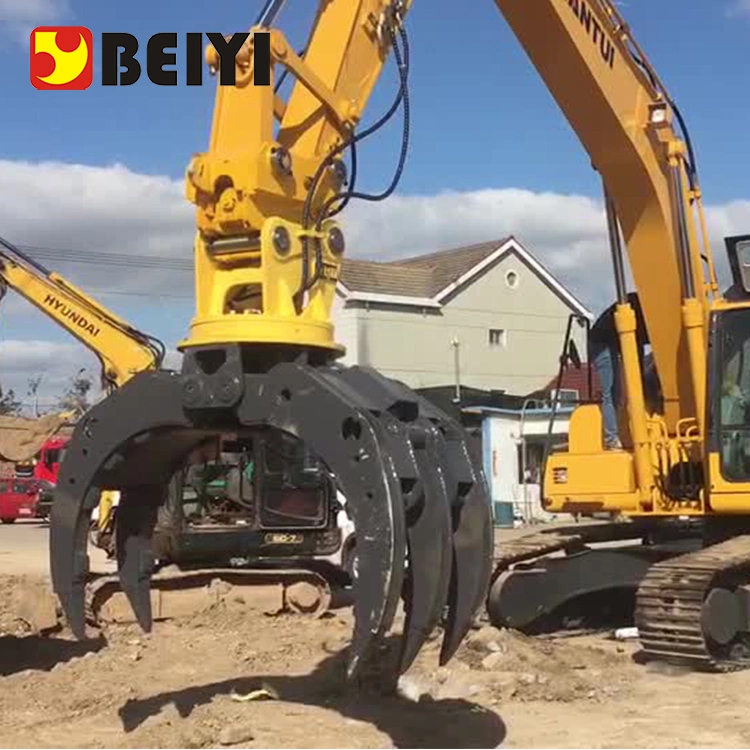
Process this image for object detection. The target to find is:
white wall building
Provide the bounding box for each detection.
[466,403,576,525]
[333,236,593,397]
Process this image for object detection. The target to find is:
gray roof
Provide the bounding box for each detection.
[338,236,593,319]
[340,239,508,299]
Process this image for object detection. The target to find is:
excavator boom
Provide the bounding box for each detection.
[0,234,164,390]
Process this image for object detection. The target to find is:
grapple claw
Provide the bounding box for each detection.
[398,420,453,672]
[252,364,407,678]
[331,367,454,673]
[414,397,494,664]
[50,372,194,638]
[49,350,492,684]
[115,489,162,633]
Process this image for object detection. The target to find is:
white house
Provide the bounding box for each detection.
[333,236,593,397]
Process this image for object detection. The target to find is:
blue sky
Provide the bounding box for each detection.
[0,0,749,406]
[4,1,750,197]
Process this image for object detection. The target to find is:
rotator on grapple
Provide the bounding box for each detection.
[49,1,493,682]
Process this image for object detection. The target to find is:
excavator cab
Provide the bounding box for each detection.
[706,287,750,503]
[725,235,750,298]
[704,236,750,488]
[151,430,341,565]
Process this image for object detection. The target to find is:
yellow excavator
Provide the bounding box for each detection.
[0,234,164,546]
[45,0,748,685]
[0,235,164,388]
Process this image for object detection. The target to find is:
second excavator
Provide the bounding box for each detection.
[0,231,350,626]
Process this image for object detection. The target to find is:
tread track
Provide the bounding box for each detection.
[635,534,750,671]
[490,523,750,672]
[490,521,648,583]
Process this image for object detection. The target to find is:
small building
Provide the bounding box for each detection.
[334,236,593,397]
[466,363,603,525]
[466,403,574,526]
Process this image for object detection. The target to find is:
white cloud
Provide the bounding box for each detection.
[0,159,195,298]
[0,0,68,43]
[727,0,750,16]
[4,159,748,315]
[343,188,750,311]
[0,158,748,409]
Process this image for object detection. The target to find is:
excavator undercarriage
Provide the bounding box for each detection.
[488,518,750,671]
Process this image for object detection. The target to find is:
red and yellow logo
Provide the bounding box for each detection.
[30,27,93,90]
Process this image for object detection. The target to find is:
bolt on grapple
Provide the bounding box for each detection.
[49,345,493,681]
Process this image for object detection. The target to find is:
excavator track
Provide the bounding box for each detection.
[491,522,642,571]
[487,521,661,629]
[635,535,750,672]
[85,566,333,628]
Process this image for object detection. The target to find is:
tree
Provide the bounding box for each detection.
[0,386,22,416]
[56,368,94,417]
[27,374,43,417]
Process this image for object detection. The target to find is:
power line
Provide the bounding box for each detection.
[17,244,193,272]
[80,288,192,300]
[0,244,194,300]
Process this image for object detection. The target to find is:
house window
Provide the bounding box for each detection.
[550,388,580,404]
[489,328,507,347]
[505,269,520,289]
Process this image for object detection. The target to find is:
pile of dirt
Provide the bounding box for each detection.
[452,626,628,703]
[0,575,39,636]
[4,570,750,748]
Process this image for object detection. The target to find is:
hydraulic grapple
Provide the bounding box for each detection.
[49,349,493,680]
[50,1,494,683]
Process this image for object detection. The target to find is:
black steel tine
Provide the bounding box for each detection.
[49,371,193,639]
[406,393,493,665]
[49,486,94,638]
[265,365,408,680]
[115,488,161,634]
[334,367,493,669]
[440,453,493,664]
[398,421,453,673]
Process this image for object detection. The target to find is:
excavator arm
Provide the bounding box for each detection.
[0,235,164,390]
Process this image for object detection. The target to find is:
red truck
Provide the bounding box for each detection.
[0,436,69,523]
[15,435,68,484]
[0,477,53,524]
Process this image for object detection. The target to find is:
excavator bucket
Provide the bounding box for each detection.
[49,347,493,681]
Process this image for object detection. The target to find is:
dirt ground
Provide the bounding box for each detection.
[2,522,750,748]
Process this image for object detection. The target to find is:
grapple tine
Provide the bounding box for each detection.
[246,364,409,679]
[49,486,97,639]
[410,394,493,664]
[331,367,461,673]
[440,471,494,664]
[115,489,161,633]
[398,421,453,673]
[49,371,195,639]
